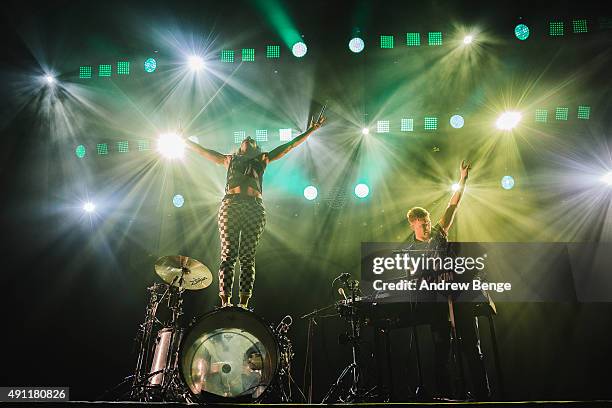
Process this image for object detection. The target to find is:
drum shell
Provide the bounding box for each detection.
[179,307,280,402]
[149,327,183,386]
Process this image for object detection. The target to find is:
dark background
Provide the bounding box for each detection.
[1,0,611,402]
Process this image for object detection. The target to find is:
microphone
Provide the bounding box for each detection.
[338,287,347,300]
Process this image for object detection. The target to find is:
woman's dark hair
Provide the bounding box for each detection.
[236,137,261,155]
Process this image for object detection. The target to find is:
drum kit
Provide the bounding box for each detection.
[128,255,294,403]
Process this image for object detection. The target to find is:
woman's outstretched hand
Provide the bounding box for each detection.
[308,115,326,132]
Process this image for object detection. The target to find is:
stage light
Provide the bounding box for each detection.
[361,127,370,135]
[188,55,205,70]
[255,129,268,142]
[292,42,307,57]
[266,45,280,59]
[279,128,292,141]
[401,118,414,132]
[157,133,185,159]
[406,32,420,46]
[451,183,461,192]
[601,172,612,186]
[348,37,365,53]
[514,24,530,40]
[380,35,394,49]
[376,120,390,133]
[354,183,369,198]
[577,105,591,120]
[496,112,521,130]
[96,143,109,155]
[242,48,255,62]
[98,64,112,77]
[573,19,588,33]
[304,186,318,200]
[535,109,548,123]
[83,202,95,213]
[233,131,246,144]
[221,50,235,63]
[44,74,56,85]
[117,141,129,153]
[463,35,474,44]
[549,21,564,36]
[79,66,92,78]
[600,17,612,29]
[450,115,465,129]
[428,32,443,46]
[555,107,569,121]
[117,61,130,75]
[424,117,438,130]
[75,145,86,158]
[144,58,157,73]
[501,175,515,190]
[173,194,185,208]
[137,140,150,151]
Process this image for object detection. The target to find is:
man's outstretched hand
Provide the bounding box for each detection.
[460,160,472,180]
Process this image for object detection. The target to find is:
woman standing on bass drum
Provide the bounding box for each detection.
[186,115,326,309]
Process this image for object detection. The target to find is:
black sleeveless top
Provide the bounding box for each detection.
[225,154,267,194]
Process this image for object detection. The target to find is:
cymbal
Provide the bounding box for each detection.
[154,255,212,290]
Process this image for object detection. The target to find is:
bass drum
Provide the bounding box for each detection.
[179,306,279,402]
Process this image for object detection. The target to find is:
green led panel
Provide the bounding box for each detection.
[549,21,564,36]
[577,105,590,120]
[376,120,390,133]
[117,141,129,152]
[117,61,130,75]
[137,140,150,151]
[573,19,588,33]
[279,128,292,141]
[380,35,394,49]
[406,32,420,46]
[221,50,235,63]
[75,145,86,158]
[98,64,112,77]
[400,118,414,132]
[424,117,438,130]
[600,17,612,30]
[79,66,92,79]
[535,109,548,123]
[266,45,280,58]
[555,107,569,121]
[255,129,268,142]
[428,32,443,45]
[233,131,246,144]
[96,143,109,155]
[242,48,255,62]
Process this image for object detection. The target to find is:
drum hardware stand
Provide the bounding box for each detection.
[301,303,337,403]
[322,278,372,403]
[130,274,191,402]
[273,315,297,402]
[130,282,165,400]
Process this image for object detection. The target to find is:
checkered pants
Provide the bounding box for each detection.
[218,195,266,297]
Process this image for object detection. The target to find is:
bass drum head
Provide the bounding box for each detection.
[180,307,279,402]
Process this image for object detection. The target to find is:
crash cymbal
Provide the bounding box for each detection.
[154,255,212,290]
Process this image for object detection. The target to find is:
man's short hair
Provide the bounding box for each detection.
[407,207,430,222]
